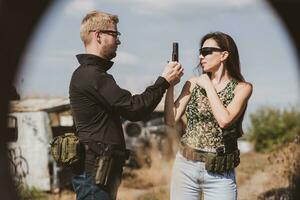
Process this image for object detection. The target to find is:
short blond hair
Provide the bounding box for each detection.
[80,11,119,46]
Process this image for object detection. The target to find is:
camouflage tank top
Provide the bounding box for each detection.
[181,79,239,152]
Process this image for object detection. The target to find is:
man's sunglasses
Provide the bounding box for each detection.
[89,30,121,37]
[199,47,223,57]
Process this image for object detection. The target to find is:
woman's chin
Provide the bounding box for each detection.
[202,68,209,73]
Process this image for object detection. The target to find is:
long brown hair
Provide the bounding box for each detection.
[200,32,245,82]
[200,32,246,136]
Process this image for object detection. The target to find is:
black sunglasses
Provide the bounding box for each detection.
[199,47,223,56]
[89,30,121,37]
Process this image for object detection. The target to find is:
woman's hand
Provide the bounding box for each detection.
[196,74,211,90]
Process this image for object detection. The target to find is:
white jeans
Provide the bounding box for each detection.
[170,152,237,200]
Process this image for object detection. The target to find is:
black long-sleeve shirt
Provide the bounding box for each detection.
[69,54,170,149]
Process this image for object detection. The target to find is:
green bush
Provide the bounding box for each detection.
[17,183,46,200]
[247,106,300,152]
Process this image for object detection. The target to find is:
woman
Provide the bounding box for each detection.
[165,32,252,200]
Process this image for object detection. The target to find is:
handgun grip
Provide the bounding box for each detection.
[172,42,179,62]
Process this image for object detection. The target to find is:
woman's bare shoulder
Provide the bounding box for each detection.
[187,76,199,85]
[235,81,253,96]
[182,77,198,93]
[188,76,199,87]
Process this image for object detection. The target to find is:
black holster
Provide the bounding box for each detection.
[95,155,114,186]
[86,141,130,186]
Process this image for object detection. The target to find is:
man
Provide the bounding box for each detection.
[69,11,183,200]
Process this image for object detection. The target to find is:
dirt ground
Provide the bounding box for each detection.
[117,152,272,200]
[47,143,299,200]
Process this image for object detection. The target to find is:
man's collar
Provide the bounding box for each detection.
[76,54,114,71]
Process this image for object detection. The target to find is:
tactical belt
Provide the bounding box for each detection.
[84,143,130,160]
[179,143,214,162]
[179,142,240,173]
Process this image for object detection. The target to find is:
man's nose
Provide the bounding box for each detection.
[116,38,121,45]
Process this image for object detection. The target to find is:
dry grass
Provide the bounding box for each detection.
[47,190,75,200]
[118,141,175,200]
[238,137,300,200]
[119,139,300,200]
[46,135,300,200]
[236,152,269,186]
[120,145,269,200]
[258,137,300,199]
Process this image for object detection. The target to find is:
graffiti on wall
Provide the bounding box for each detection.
[8,146,29,182]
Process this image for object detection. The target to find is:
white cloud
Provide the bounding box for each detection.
[113,0,259,15]
[118,74,156,93]
[114,51,139,65]
[64,0,96,16]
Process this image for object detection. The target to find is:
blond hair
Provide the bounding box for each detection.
[80,11,119,46]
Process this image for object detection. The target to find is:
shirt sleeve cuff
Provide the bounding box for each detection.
[156,76,170,90]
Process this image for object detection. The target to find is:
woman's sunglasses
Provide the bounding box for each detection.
[199,47,223,57]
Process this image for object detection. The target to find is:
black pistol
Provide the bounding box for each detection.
[172,42,179,62]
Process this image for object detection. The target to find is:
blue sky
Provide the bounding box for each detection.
[16,0,299,128]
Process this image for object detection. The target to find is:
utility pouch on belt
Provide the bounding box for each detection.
[50,133,81,167]
[205,149,240,173]
[180,142,240,173]
[95,155,114,186]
